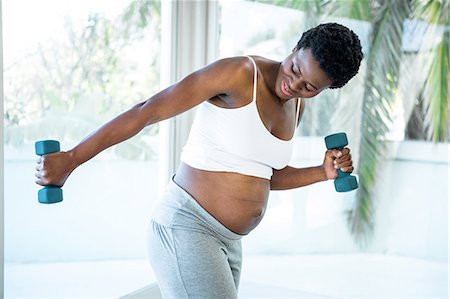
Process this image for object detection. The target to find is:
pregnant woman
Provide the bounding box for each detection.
[35,22,363,299]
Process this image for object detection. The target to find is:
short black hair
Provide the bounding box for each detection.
[296,23,363,89]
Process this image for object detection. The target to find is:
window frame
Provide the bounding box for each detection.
[158,0,219,190]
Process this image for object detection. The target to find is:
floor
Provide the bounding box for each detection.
[5,254,448,299]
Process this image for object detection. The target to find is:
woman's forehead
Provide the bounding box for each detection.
[293,48,332,89]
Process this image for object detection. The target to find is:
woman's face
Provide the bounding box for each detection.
[275,48,333,100]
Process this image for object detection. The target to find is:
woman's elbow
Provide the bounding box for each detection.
[135,100,161,127]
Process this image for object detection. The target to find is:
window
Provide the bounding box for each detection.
[4,0,163,296]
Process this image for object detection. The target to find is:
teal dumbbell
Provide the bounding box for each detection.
[35,140,63,204]
[324,133,358,192]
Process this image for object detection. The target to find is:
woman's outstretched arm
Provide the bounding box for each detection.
[35,57,251,187]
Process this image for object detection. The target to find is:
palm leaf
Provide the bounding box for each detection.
[424,30,449,141]
[253,0,335,23]
[351,0,413,246]
[415,0,450,142]
[331,0,373,21]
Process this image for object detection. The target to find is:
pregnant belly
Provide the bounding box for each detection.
[174,162,271,235]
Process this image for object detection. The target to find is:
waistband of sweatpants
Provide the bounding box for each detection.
[152,176,246,241]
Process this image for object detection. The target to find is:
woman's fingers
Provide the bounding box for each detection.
[335,148,353,172]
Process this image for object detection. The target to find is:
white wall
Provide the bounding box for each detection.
[371,141,448,262]
[5,145,159,263]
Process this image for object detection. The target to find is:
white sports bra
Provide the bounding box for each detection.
[180,56,301,180]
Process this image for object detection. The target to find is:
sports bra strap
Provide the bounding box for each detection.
[246,56,258,102]
[295,98,302,127]
[247,55,301,127]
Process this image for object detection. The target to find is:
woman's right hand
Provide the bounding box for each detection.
[35,151,77,187]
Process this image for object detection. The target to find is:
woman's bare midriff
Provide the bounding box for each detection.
[173,162,271,235]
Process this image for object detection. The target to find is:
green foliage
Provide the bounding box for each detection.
[326,0,373,21]
[351,0,413,245]
[415,0,449,25]
[122,0,161,33]
[255,0,326,13]
[256,0,372,20]
[417,0,449,141]
[424,30,449,141]
[255,0,333,27]
[4,1,161,160]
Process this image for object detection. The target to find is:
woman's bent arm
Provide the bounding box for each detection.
[270,166,328,190]
[270,148,354,190]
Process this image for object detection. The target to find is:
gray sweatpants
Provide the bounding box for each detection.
[147,178,244,299]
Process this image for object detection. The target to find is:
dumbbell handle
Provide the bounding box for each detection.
[35,140,63,204]
[336,167,350,178]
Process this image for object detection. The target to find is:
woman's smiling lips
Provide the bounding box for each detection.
[281,79,294,97]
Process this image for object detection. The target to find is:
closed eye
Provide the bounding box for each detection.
[293,62,318,92]
[292,64,300,76]
[299,65,318,92]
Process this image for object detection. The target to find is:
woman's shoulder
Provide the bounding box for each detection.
[212,55,278,78]
[247,55,280,73]
[211,55,255,72]
[217,55,276,67]
[200,56,256,86]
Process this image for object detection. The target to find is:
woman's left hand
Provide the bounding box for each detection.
[322,148,354,180]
